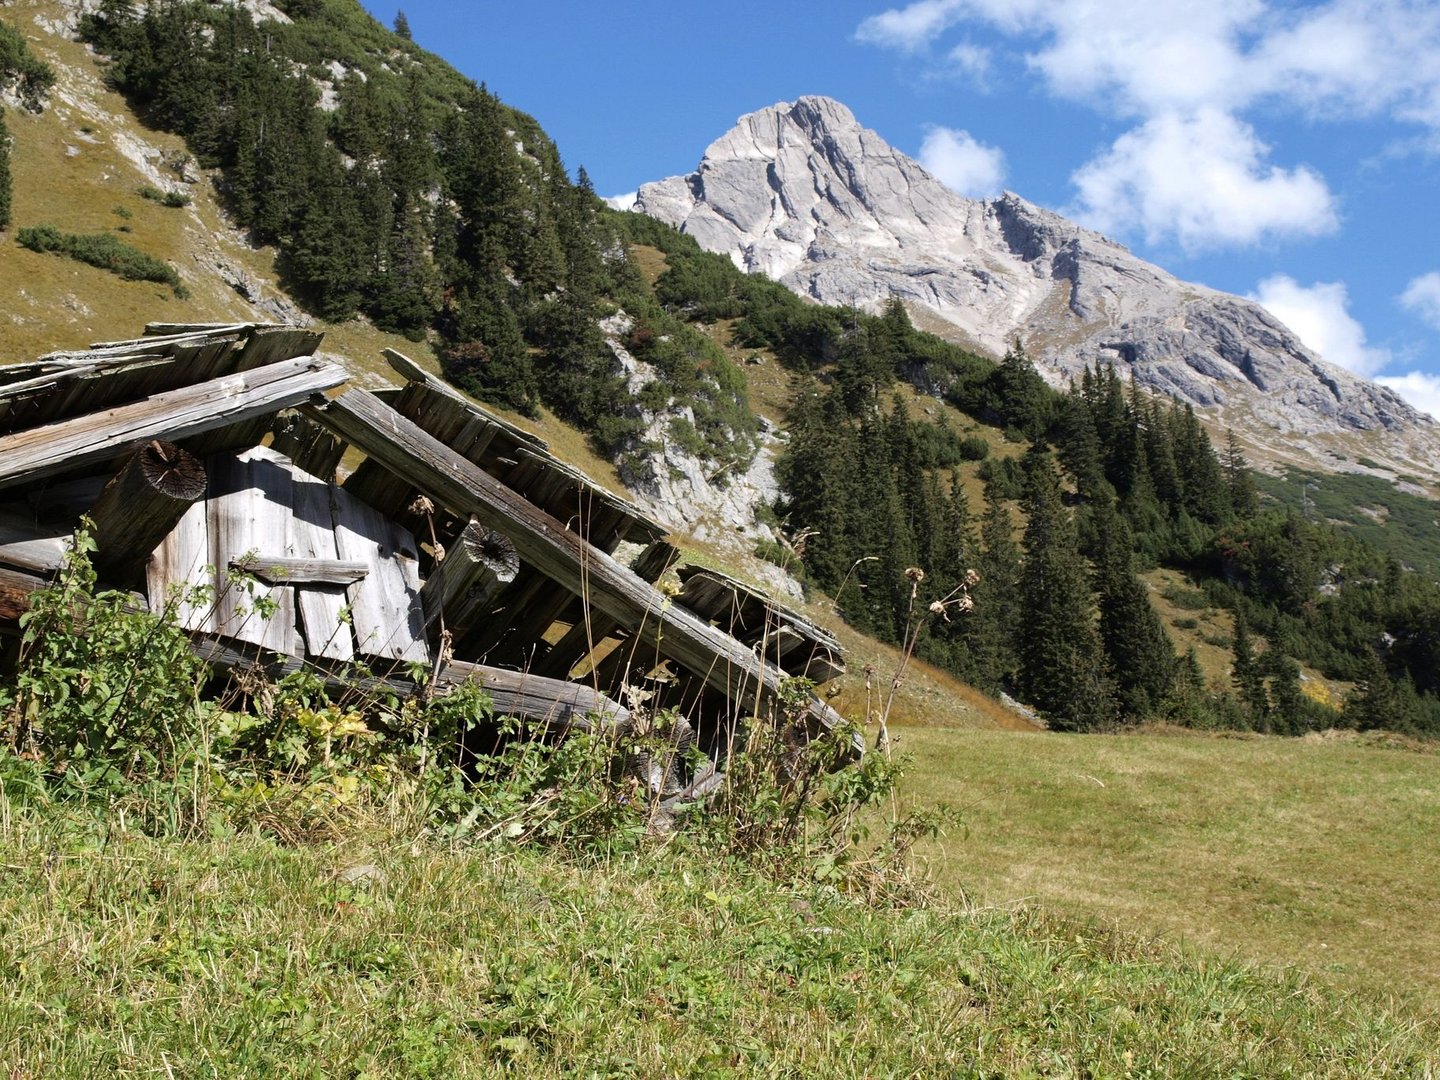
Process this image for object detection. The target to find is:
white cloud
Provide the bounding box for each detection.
[1069,110,1338,251]
[1400,271,1440,330]
[918,126,1006,196]
[858,0,1440,128]
[603,191,638,211]
[857,0,1440,248]
[1375,371,1440,420]
[854,0,967,51]
[1249,274,1390,377]
[944,42,993,88]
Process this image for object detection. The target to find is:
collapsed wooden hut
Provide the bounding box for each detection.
[0,322,856,793]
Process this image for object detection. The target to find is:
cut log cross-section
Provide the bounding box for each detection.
[304,389,858,753]
[419,520,520,638]
[89,440,207,589]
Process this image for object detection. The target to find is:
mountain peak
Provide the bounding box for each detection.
[623,98,1438,480]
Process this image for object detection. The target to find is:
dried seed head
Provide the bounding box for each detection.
[964,568,981,587]
[905,566,926,584]
[408,495,436,516]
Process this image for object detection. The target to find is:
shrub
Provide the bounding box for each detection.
[138,183,192,208]
[17,223,185,296]
[3,525,207,786]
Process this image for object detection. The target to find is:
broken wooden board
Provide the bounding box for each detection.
[0,507,71,575]
[305,389,858,754]
[675,566,846,684]
[0,356,349,492]
[148,447,428,665]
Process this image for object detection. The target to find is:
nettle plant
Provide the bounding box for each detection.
[3,525,207,785]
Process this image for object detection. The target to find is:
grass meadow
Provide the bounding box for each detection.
[897,724,1440,1012]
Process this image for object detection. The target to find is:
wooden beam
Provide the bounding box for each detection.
[0,565,44,622]
[190,639,628,729]
[304,389,858,754]
[0,356,348,492]
[89,440,207,589]
[537,539,679,679]
[227,556,369,587]
[0,509,70,575]
[420,520,519,637]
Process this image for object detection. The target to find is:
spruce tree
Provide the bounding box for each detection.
[1224,430,1260,518]
[967,483,1022,692]
[1346,646,1395,732]
[393,10,412,39]
[1265,650,1306,735]
[1017,448,1113,730]
[1092,500,1177,720]
[1230,609,1270,725]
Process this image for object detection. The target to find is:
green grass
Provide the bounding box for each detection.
[2,803,1435,1077]
[896,725,1440,1009]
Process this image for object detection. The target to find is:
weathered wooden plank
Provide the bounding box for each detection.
[147,499,212,632]
[304,390,857,752]
[228,556,368,587]
[0,565,44,622]
[140,322,264,337]
[41,338,244,433]
[0,356,348,492]
[384,348,547,453]
[191,639,628,730]
[537,539,679,679]
[286,460,355,662]
[330,479,428,663]
[0,508,70,574]
[208,450,304,656]
[675,566,846,684]
[232,327,326,372]
[89,440,207,589]
[419,520,518,637]
[270,411,347,481]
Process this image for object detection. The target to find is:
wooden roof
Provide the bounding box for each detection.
[0,322,857,755]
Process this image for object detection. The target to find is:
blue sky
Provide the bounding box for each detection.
[371,0,1440,417]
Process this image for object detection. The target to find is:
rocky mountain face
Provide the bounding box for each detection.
[622,97,1440,481]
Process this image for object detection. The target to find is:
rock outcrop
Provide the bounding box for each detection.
[622,97,1439,479]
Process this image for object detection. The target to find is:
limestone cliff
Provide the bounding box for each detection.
[622,97,1439,479]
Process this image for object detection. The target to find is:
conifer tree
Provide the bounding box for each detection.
[1092,500,1177,719]
[1017,448,1113,729]
[1230,609,1270,725]
[1224,430,1260,518]
[1265,649,1307,735]
[967,483,1022,692]
[393,10,412,39]
[1346,646,1395,732]
[990,340,1051,440]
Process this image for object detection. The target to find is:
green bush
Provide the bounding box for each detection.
[17,223,185,296]
[138,183,192,208]
[3,526,207,786]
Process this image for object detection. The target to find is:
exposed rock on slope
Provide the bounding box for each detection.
[623,97,1439,479]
